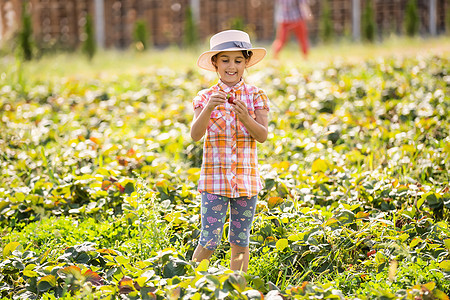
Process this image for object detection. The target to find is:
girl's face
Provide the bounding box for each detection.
[214,51,248,86]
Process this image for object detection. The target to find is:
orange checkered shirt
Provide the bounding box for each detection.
[193,79,270,198]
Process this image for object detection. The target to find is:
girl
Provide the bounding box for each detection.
[190,30,270,272]
[272,0,311,59]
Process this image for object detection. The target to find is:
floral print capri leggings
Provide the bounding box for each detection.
[199,192,257,250]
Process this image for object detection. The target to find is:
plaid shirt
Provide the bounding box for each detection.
[193,79,270,198]
[275,0,307,23]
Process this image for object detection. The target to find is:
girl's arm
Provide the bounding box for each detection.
[233,100,269,143]
[190,91,227,141]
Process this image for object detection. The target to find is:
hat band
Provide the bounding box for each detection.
[211,41,252,51]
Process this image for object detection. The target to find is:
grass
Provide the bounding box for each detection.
[1,35,449,81]
[285,35,450,67]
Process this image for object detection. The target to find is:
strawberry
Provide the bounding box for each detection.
[227,93,235,104]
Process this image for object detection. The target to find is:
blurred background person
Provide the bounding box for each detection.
[272,0,312,60]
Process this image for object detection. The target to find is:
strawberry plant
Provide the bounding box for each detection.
[0,48,449,298]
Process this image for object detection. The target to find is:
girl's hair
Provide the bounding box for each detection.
[211,50,253,70]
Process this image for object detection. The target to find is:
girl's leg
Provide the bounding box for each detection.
[229,195,257,272]
[230,243,250,272]
[292,19,309,58]
[192,244,214,263]
[272,22,290,59]
[192,192,229,262]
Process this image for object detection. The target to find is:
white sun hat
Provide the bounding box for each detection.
[197,30,267,72]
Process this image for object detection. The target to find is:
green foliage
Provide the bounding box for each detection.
[230,17,246,31]
[18,3,33,61]
[404,0,420,37]
[133,20,150,51]
[229,17,256,42]
[184,7,198,48]
[362,0,376,42]
[447,6,450,36]
[82,14,96,60]
[320,0,333,43]
[0,50,449,298]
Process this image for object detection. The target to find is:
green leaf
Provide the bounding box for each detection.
[58,265,82,279]
[75,252,91,264]
[3,242,21,257]
[37,275,56,292]
[410,237,422,249]
[135,277,147,289]
[276,239,289,251]
[439,260,450,272]
[416,196,425,209]
[342,203,361,211]
[288,234,300,242]
[356,211,369,219]
[189,293,201,300]
[444,239,450,250]
[335,210,355,225]
[319,184,330,196]
[23,269,38,278]
[422,282,436,291]
[15,192,25,202]
[97,167,111,176]
[225,273,247,293]
[311,159,328,173]
[124,182,135,195]
[24,263,36,270]
[398,233,409,242]
[116,255,131,265]
[433,289,450,300]
[323,218,338,227]
[12,260,25,270]
[163,258,189,278]
[424,192,442,209]
[195,259,209,273]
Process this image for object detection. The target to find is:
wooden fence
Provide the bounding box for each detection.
[0,0,448,49]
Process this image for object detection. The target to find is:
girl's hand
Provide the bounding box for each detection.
[232,99,250,121]
[206,91,227,111]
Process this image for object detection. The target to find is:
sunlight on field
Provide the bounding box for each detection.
[2,36,449,80]
[260,35,450,71]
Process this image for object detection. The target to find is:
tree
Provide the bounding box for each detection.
[362,0,376,42]
[82,14,96,60]
[133,20,149,51]
[404,0,419,36]
[447,6,450,36]
[19,3,33,61]
[320,0,333,43]
[184,7,198,48]
[230,17,245,31]
[447,5,450,36]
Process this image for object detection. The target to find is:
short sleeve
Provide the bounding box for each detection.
[253,89,270,111]
[193,89,208,110]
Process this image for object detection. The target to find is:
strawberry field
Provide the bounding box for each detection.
[0,43,449,299]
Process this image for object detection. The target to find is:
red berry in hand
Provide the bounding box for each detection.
[227,94,235,104]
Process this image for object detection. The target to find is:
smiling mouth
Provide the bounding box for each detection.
[226,71,237,76]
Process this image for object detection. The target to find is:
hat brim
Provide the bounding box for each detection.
[197,47,267,71]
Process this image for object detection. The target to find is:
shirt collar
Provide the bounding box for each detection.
[217,79,245,93]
